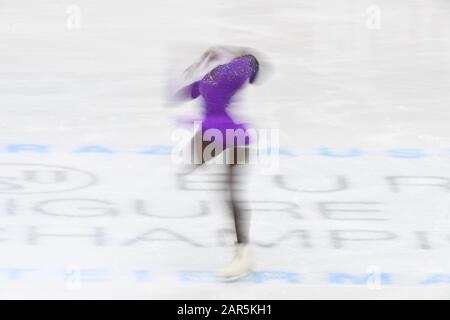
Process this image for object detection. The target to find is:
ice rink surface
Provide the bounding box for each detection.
[1,0,450,299]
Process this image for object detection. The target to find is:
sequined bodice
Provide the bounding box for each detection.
[197,55,258,114]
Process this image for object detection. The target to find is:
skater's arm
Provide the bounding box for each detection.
[248,56,259,84]
[239,49,273,85]
[173,81,200,102]
[190,81,200,98]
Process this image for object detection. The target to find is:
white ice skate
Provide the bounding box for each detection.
[219,243,253,281]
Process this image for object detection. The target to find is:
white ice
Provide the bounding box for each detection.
[0,0,450,299]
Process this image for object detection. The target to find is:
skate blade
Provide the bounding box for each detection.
[219,271,251,283]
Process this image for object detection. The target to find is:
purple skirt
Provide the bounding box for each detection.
[201,113,251,148]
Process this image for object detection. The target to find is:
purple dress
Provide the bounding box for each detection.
[188,55,259,148]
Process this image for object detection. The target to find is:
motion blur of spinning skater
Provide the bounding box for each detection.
[170,46,269,280]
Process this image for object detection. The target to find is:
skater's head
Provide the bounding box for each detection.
[183,45,273,84]
[183,46,237,81]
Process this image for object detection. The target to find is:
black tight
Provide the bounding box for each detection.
[228,163,250,244]
[187,134,250,244]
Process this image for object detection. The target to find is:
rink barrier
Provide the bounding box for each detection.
[0,144,448,158]
[0,268,448,286]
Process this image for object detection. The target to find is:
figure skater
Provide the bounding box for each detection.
[171,46,269,280]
